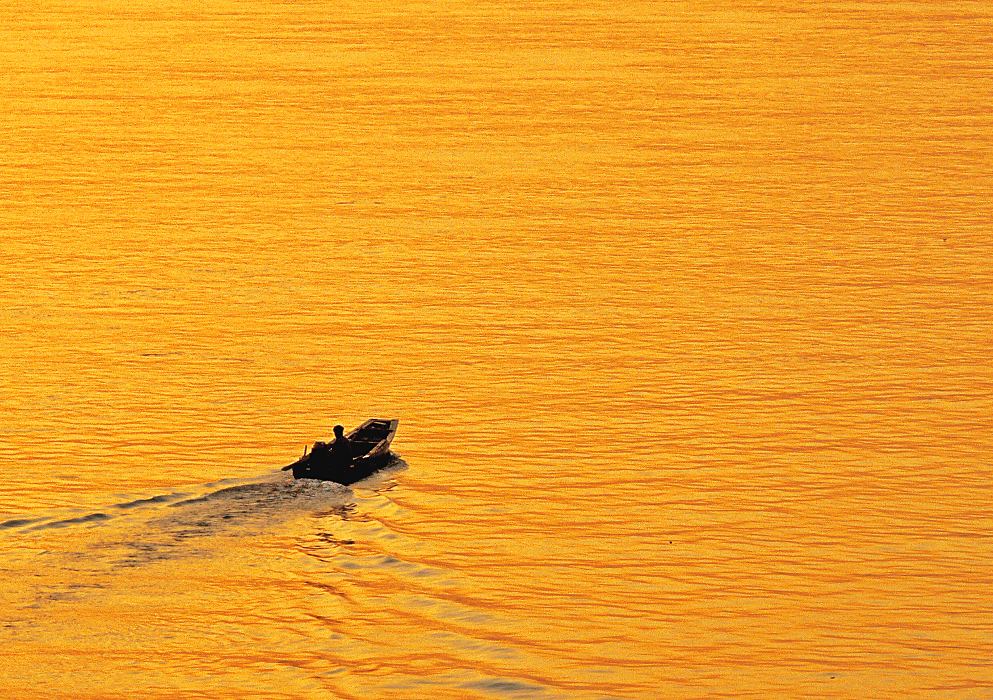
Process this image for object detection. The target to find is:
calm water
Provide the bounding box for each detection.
[2,1,992,697]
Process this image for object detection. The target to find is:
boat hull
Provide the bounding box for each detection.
[291,450,395,484]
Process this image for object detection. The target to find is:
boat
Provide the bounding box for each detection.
[284,418,400,484]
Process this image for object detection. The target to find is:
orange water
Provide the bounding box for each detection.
[1,1,992,697]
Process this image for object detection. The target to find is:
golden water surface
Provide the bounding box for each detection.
[1,1,992,697]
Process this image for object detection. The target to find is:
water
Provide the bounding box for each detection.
[2,1,992,697]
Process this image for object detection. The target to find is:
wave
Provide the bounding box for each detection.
[0,460,408,594]
[1,459,407,538]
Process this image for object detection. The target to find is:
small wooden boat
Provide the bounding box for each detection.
[284,419,399,484]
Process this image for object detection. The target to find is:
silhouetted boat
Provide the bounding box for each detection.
[285,418,399,484]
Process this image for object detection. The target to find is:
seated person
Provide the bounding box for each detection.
[329,424,353,468]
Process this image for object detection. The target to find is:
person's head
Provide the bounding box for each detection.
[333,424,345,437]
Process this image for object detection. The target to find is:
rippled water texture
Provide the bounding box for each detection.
[2,1,992,697]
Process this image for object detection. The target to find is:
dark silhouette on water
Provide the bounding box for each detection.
[283,418,399,484]
[328,424,353,469]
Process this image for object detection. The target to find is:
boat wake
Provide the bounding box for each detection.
[1,473,340,534]
[2,460,406,534]
[0,461,408,624]
[0,460,407,572]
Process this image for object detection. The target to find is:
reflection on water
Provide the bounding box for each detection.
[2,0,993,697]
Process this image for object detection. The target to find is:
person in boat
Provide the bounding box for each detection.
[328,424,354,469]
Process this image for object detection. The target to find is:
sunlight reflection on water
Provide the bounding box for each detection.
[1,0,992,697]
